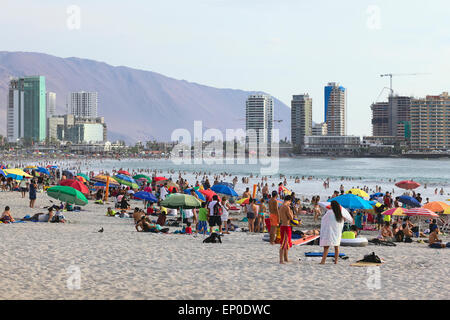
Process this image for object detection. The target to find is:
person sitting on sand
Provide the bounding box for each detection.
[184,222,193,235]
[106,207,117,216]
[22,207,55,223]
[378,221,394,241]
[132,207,144,223]
[120,195,130,210]
[0,206,15,223]
[135,216,157,232]
[428,225,450,248]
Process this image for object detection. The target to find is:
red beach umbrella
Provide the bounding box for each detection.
[395,180,420,190]
[59,179,90,195]
[405,207,439,218]
[153,177,167,182]
[199,189,220,202]
[117,170,131,176]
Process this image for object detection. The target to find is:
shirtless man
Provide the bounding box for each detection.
[268,191,280,244]
[242,187,251,199]
[279,195,294,264]
[429,225,450,248]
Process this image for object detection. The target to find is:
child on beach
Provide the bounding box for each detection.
[0,206,15,223]
[197,202,208,235]
[185,222,193,235]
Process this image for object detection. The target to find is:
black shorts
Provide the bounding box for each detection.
[209,216,222,227]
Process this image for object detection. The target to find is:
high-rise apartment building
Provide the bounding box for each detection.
[312,122,328,136]
[67,91,98,118]
[388,95,411,139]
[7,76,47,143]
[410,92,450,151]
[46,92,56,118]
[324,82,346,136]
[245,94,273,145]
[291,94,312,151]
[371,102,390,136]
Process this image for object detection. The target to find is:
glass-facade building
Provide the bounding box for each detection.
[7,76,47,143]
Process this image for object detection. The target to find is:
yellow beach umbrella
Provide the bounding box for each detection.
[237,197,249,204]
[443,207,450,215]
[346,188,369,198]
[2,168,33,178]
[24,165,37,169]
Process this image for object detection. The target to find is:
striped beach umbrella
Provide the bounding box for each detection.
[405,207,439,218]
[382,207,407,216]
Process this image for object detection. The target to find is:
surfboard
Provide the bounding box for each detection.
[304,252,346,257]
[292,234,320,246]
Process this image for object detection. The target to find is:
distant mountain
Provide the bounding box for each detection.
[0,51,291,144]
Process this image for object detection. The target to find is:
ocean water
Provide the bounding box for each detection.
[82,157,450,186]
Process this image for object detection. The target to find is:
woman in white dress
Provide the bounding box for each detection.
[319,201,353,265]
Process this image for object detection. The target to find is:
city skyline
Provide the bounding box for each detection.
[1,0,448,138]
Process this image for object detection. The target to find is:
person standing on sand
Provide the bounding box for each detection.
[29,179,37,208]
[319,201,353,265]
[279,195,293,264]
[268,191,280,244]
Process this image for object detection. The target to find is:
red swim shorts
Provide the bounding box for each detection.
[280,226,292,249]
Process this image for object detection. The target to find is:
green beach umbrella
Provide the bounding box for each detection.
[77,173,90,181]
[47,186,88,206]
[114,174,139,189]
[133,174,152,183]
[160,193,202,209]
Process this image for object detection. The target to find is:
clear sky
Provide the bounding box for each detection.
[1,0,449,136]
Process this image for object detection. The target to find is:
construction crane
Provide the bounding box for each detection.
[380,73,430,96]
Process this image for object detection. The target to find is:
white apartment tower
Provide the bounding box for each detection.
[67,91,98,118]
[46,92,56,118]
[245,94,273,145]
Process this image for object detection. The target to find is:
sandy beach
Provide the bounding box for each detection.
[0,174,449,300]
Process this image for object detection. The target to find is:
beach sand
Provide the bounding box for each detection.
[0,184,449,300]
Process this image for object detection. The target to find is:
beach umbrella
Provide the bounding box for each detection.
[62,170,74,179]
[423,201,450,213]
[134,191,158,203]
[133,174,152,183]
[398,195,421,208]
[443,207,450,215]
[199,189,219,201]
[114,174,139,189]
[24,165,37,169]
[211,184,239,197]
[91,175,120,186]
[75,176,87,183]
[184,188,206,201]
[405,207,439,218]
[153,176,167,182]
[59,179,89,195]
[237,197,249,205]
[47,186,88,206]
[168,186,178,193]
[382,207,407,216]
[117,170,131,176]
[370,192,384,198]
[36,167,50,175]
[93,182,118,188]
[216,182,234,189]
[346,188,369,198]
[76,173,90,182]
[160,193,202,209]
[1,169,33,180]
[328,194,373,210]
[395,180,420,190]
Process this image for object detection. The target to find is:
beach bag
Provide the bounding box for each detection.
[213,202,223,216]
[358,252,381,264]
[404,237,413,243]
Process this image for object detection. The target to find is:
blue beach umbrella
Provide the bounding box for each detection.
[184,188,206,201]
[62,170,74,179]
[36,167,50,175]
[328,194,374,210]
[134,191,158,203]
[211,184,239,197]
[216,182,235,189]
[370,192,384,198]
[398,195,421,208]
